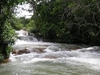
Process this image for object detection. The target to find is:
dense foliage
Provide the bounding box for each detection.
[10,16,37,33]
[0,0,27,62]
[32,0,100,45]
[9,16,24,30]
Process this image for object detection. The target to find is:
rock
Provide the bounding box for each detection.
[12,48,30,55]
[43,55,57,59]
[68,46,81,50]
[12,50,17,54]
[32,48,46,53]
[12,47,46,55]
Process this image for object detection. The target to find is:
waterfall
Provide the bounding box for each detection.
[15,30,39,44]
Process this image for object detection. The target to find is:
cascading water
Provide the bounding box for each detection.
[15,30,39,44]
[0,30,100,75]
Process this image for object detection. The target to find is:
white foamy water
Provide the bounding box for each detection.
[0,30,100,75]
[9,43,100,75]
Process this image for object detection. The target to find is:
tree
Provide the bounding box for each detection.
[10,16,24,30]
[0,0,27,62]
[32,0,100,45]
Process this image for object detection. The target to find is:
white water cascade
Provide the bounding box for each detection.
[0,30,100,75]
[15,30,39,44]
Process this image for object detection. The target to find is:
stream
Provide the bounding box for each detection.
[0,30,100,75]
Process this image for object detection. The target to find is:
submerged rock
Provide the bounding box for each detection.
[68,45,81,50]
[31,48,46,53]
[42,55,57,59]
[12,47,46,55]
[12,48,30,55]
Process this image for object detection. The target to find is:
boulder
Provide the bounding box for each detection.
[12,48,30,55]
[12,47,46,55]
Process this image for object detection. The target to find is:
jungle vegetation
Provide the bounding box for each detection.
[0,0,27,62]
[30,0,100,45]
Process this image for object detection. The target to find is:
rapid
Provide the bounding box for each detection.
[0,30,100,75]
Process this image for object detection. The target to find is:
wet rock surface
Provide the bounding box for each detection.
[12,47,46,55]
[68,46,81,50]
[12,48,30,55]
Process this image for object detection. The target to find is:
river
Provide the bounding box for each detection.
[0,30,100,75]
